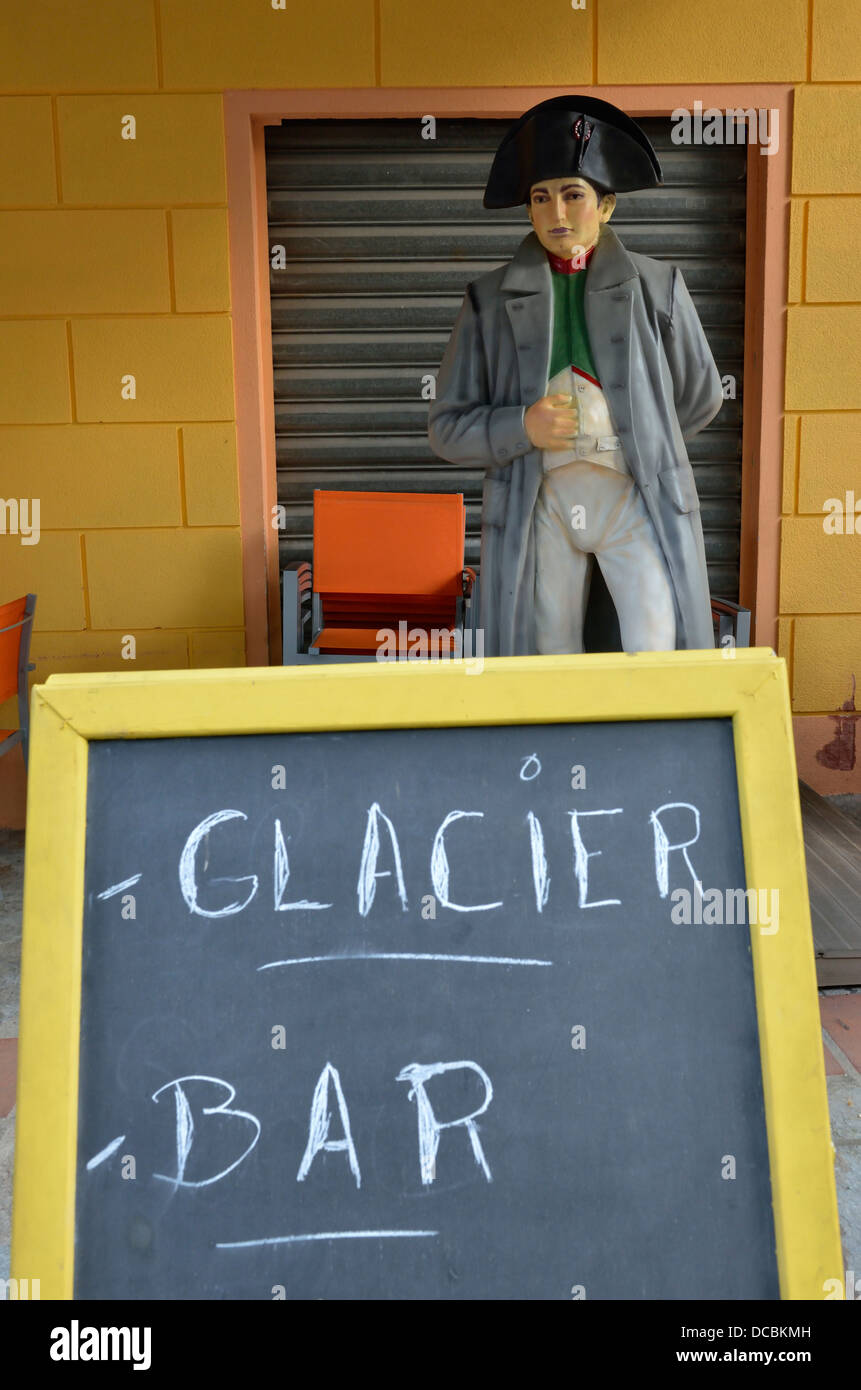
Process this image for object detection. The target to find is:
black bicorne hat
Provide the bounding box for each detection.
[483,95,662,208]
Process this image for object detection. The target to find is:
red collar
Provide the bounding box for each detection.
[546,243,596,275]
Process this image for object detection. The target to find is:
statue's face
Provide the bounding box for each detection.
[527,176,615,257]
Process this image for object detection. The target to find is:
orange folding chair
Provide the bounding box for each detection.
[0,593,37,769]
[283,492,475,663]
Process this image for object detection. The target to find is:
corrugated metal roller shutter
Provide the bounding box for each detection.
[265,118,744,599]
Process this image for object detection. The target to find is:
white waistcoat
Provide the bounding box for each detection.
[542,365,629,476]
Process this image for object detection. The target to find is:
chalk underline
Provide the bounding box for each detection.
[217,1230,439,1249]
[257,952,553,970]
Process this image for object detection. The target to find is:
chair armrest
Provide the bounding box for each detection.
[710,597,751,649]
[282,563,313,664]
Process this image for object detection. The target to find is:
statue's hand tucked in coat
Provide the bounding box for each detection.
[524,393,579,451]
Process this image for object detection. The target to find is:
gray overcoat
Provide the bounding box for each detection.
[427,225,724,654]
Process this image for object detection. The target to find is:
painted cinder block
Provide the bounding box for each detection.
[797,414,861,514]
[785,306,861,411]
[786,200,804,305]
[792,617,861,713]
[806,200,861,302]
[777,615,793,664]
[190,630,247,668]
[782,413,799,513]
[160,0,374,89]
[0,98,56,206]
[794,714,860,795]
[780,519,861,613]
[596,0,806,81]
[0,630,191,730]
[0,322,70,423]
[29,629,190,679]
[793,87,861,194]
[0,425,182,528]
[182,424,239,525]
[85,529,244,629]
[0,695,19,731]
[811,0,861,81]
[0,211,169,315]
[0,0,158,92]
[58,96,226,205]
[171,210,231,313]
[71,317,235,422]
[381,0,591,85]
[0,534,85,629]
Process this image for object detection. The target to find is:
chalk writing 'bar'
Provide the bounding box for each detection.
[257,953,553,970]
[216,1230,440,1249]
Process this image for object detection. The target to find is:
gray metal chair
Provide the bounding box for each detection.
[284,568,748,660]
[711,597,752,649]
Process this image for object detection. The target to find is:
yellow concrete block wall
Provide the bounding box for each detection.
[0,20,251,766]
[0,0,859,803]
[784,67,861,736]
[0,0,375,756]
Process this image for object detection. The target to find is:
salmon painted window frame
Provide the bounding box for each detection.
[223,86,792,669]
[11,650,842,1297]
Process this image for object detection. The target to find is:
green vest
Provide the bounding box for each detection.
[548,267,599,383]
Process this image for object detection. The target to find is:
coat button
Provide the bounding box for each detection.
[610,334,624,344]
[611,383,624,390]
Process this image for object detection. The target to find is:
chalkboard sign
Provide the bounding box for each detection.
[11,653,842,1299]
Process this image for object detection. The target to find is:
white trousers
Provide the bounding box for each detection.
[534,458,677,654]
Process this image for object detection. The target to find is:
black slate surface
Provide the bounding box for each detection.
[75,718,778,1300]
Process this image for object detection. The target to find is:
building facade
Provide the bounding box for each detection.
[1,0,859,825]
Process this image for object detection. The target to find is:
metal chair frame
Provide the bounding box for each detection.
[0,592,37,768]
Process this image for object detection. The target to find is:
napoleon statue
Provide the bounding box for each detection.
[428,95,724,656]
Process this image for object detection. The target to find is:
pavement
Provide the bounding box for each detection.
[1,821,859,1291]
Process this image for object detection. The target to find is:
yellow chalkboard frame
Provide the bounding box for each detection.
[11,649,843,1299]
